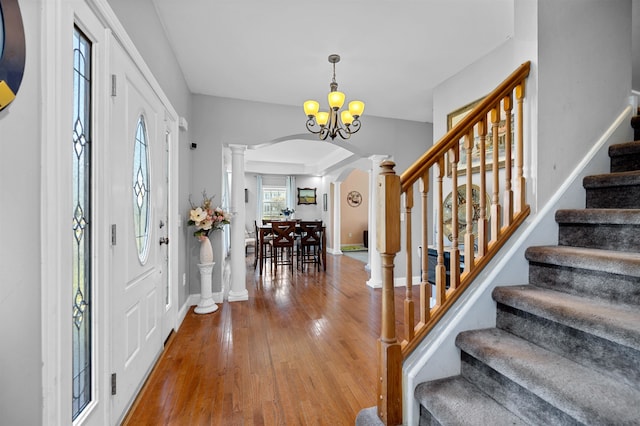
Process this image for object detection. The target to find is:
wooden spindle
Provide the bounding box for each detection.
[503,94,513,225]
[477,117,488,257]
[464,129,475,271]
[490,106,502,242]
[436,158,446,306]
[515,82,526,213]
[420,172,430,324]
[449,146,460,290]
[404,186,415,341]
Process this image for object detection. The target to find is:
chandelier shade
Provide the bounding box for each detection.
[303,54,365,141]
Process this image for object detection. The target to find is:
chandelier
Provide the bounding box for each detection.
[303,54,365,141]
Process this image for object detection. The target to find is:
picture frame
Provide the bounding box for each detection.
[323,193,328,211]
[446,96,514,177]
[297,187,317,205]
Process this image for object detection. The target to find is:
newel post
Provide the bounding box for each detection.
[376,160,403,425]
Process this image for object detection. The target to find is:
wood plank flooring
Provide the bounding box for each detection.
[123,253,390,425]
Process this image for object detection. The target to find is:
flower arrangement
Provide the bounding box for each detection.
[281,207,295,216]
[188,191,231,239]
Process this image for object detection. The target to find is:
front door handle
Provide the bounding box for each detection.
[159,237,169,245]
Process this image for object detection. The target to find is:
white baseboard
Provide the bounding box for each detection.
[178,294,200,325]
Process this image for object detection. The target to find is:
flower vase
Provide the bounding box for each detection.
[199,236,214,264]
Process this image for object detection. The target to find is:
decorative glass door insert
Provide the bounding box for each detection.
[72,26,92,420]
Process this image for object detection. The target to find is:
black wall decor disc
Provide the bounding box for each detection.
[0,0,26,111]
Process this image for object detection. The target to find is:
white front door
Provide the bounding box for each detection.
[109,38,170,422]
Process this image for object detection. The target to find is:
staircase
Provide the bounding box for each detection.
[414,115,640,425]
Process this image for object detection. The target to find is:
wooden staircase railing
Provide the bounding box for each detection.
[376,61,531,425]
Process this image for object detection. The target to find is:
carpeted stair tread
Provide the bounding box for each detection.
[583,170,640,188]
[609,140,640,157]
[493,285,640,350]
[415,376,527,426]
[555,208,640,225]
[525,245,640,277]
[456,328,640,424]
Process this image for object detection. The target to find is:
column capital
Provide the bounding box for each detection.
[228,144,247,154]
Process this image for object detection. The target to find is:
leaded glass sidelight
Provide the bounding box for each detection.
[72,26,92,420]
[133,116,150,262]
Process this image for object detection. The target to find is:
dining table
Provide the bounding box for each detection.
[257,222,326,275]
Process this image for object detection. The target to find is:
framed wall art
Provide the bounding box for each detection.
[297,187,317,205]
[446,96,514,177]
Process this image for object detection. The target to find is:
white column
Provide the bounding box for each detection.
[366,155,387,289]
[228,144,249,302]
[330,181,342,254]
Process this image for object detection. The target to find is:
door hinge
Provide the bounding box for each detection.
[111,373,117,395]
[111,224,117,246]
[111,74,117,97]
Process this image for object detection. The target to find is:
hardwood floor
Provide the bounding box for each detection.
[123,253,386,425]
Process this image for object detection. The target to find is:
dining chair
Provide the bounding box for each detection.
[298,221,323,271]
[255,220,273,271]
[269,221,296,273]
[244,228,257,267]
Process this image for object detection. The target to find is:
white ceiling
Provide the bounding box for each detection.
[151,0,515,173]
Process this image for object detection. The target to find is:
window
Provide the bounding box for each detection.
[132,116,150,262]
[262,186,286,219]
[72,26,92,420]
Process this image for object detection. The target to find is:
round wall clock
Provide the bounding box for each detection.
[347,190,362,207]
[442,184,490,242]
[0,0,26,112]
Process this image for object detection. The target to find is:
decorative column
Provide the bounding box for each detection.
[194,262,218,314]
[367,155,387,288]
[228,144,249,302]
[330,181,342,254]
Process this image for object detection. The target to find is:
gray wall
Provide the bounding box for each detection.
[107,0,194,308]
[537,0,631,206]
[0,1,43,424]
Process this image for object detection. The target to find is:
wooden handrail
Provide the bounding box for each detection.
[401,61,531,191]
[375,61,531,425]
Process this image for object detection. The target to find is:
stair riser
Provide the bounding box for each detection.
[611,155,640,173]
[419,408,442,426]
[528,262,640,306]
[586,186,640,209]
[496,303,640,391]
[558,223,640,251]
[460,353,580,425]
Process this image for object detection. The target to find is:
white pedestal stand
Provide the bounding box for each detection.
[195,262,218,314]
